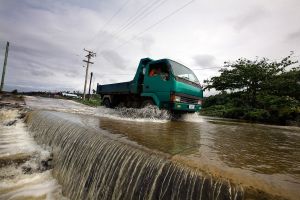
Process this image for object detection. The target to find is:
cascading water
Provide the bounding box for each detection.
[25,111,244,200]
[0,108,66,200]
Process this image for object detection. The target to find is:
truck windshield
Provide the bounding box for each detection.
[170,60,199,84]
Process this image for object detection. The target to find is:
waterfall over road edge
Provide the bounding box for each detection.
[25,111,277,200]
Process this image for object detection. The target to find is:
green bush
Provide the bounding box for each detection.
[200,105,228,117]
[244,109,270,122]
[223,107,246,119]
[76,95,102,107]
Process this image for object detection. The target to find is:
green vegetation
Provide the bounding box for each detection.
[76,94,101,107]
[201,54,300,125]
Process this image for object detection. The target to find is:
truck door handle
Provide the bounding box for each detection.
[145,85,149,89]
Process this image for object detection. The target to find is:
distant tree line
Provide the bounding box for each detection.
[201,53,300,125]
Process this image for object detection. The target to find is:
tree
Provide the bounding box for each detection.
[204,54,298,107]
[267,68,300,100]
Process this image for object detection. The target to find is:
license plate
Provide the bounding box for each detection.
[188,105,195,109]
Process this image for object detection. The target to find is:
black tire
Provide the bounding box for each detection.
[103,98,111,108]
[141,99,155,108]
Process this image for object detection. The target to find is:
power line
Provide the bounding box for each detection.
[100,0,132,31]
[108,0,168,42]
[86,0,132,46]
[95,0,167,53]
[111,0,162,34]
[110,0,196,51]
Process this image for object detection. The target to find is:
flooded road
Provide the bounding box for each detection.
[47,109,299,199]
[97,116,300,199]
[2,96,300,199]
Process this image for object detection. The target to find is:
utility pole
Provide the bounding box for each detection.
[82,49,96,100]
[88,72,93,100]
[0,42,9,92]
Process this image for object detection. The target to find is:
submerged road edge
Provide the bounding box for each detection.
[25,110,285,200]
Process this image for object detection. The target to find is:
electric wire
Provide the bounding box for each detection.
[109,0,196,51]
[109,0,169,42]
[86,0,132,47]
[94,0,167,53]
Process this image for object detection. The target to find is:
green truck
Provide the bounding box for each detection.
[96,58,203,114]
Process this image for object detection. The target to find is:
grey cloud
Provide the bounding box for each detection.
[0,0,115,91]
[100,50,127,69]
[193,54,216,68]
[1,0,299,93]
[31,68,54,77]
[64,70,81,78]
[287,30,300,41]
[9,42,80,73]
[93,72,105,79]
[232,7,267,31]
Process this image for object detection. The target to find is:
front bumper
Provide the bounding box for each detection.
[170,102,201,112]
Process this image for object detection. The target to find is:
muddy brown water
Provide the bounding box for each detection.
[1,96,300,200]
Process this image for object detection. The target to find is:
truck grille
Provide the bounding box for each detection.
[180,96,199,104]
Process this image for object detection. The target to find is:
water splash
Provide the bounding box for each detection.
[95,105,171,122]
[26,110,244,200]
[0,170,66,200]
[179,113,205,123]
[25,96,207,123]
[0,108,19,122]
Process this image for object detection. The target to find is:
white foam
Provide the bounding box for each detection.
[0,109,67,200]
[0,109,19,122]
[24,96,207,124]
[94,106,171,123]
[0,171,67,200]
[180,113,205,123]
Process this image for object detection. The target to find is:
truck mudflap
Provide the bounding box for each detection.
[170,102,201,112]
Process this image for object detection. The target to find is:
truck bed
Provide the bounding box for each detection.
[97,81,132,94]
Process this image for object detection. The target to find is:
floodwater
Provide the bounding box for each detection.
[97,116,300,199]
[2,96,300,199]
[0,107,67,200]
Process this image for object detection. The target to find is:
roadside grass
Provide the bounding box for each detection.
[75,95,101,107]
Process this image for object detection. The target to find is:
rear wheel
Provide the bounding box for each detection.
[103,98,111,108]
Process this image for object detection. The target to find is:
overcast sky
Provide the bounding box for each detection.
[0,0,299,94]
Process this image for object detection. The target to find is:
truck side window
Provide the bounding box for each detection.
[148,62,169,79]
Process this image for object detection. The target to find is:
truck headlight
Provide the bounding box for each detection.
[171,94,181,102]
[174,96,181,102]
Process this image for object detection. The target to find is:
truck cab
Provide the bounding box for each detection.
[97,58,203,113]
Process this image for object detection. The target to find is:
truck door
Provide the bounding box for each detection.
[143,61,171,106]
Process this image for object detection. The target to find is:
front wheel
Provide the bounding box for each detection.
[103,98,111,108]
[141,99,155,108]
